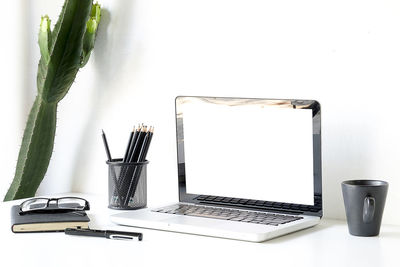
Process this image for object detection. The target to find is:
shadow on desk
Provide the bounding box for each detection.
[379,231,400,240]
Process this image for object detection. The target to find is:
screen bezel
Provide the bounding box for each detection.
[175,96,322,217]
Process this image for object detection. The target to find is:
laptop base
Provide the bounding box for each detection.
[110,204,320,242]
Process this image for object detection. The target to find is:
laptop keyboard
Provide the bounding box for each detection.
[152,204,303,226]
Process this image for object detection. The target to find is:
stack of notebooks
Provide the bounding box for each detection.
[10,205,90,233]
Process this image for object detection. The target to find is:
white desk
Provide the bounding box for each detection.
[1,193,399,267]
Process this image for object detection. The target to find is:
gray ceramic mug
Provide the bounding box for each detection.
[341,180,388,236]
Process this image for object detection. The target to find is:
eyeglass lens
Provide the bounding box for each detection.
[57,198,86,209]
[20,198,49,212]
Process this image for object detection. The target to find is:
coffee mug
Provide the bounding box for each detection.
[341,180,388,236]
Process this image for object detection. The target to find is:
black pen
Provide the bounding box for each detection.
[65,228,143,241]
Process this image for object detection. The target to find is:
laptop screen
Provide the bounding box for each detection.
[176,97,321,210]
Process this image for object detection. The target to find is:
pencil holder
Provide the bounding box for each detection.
[107,159,148,210]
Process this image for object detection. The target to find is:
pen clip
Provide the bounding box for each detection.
[109,234,139,241]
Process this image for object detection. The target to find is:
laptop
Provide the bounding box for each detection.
[110,96,322,242]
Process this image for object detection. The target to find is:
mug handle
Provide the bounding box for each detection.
[363,196,375,223]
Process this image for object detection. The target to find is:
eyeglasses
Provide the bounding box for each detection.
[19,197,90,215]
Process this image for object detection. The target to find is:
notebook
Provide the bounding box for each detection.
[110,96,322,242]
[11,205,90,233]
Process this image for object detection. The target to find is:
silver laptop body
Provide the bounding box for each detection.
[111,96,322,242]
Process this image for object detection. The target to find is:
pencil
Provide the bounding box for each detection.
[101,129,112,161]
[123,126,135,162]
[128,126,147,163]
[119,125,141,183]
[125,124,141,163]
[118,126,137,191]
[142,126,154,159]
[137,127,151,162]
[102,130,124,206]
[118,126,139,198]
[124,127,154,205]
[120,125,146,199]
[112,126,135,204]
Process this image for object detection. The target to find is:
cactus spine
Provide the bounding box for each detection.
[4,0,101,201]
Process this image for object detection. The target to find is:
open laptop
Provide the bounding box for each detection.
[110,96,322,242]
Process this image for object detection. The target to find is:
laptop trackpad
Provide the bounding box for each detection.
[162,215,226,227]
[159,214,270,236]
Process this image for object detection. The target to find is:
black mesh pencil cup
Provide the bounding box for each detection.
[107,159,148,210]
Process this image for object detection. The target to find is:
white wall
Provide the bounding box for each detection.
[1,0,399,225]
[0,1,30,202]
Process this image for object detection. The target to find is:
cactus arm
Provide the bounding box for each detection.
[39,16,51,64]
[38,0,92,103]
[4,97,57,200]
[81,2,101,67]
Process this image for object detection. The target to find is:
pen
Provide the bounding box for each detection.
[65,228,143,241]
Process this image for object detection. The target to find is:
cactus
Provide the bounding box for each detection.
[4,0,101,201]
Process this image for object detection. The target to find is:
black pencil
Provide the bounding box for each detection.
[112,126,135,203]
[137,127,151,162]
[123,126,135,162]
[101,129,112,161]
[102,130,124,206]
[125,124,141,162]
[124,127,154,205]
[128,126,147,163]
[118,126,137,190]
[120,125,146,199]
[142,126,154,159]
[117,126,139,197]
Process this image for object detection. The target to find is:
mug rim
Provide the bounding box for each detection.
[342,179,388,187]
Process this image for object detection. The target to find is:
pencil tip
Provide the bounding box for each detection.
[102,129,105,134]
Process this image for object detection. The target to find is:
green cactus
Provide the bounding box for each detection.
[4,0,101,201]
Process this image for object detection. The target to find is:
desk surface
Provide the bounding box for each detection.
[1,193,399,267]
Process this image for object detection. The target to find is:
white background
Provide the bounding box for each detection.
[1,0,400,225]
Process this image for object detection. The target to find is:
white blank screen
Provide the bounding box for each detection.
[182,100,314,205]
